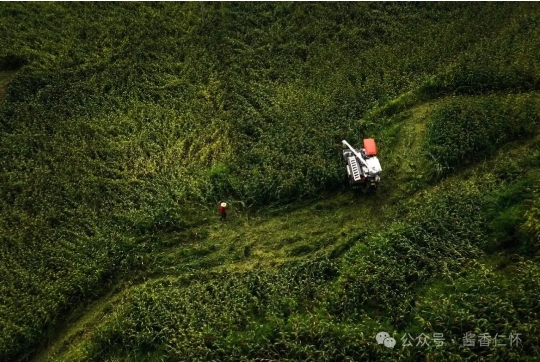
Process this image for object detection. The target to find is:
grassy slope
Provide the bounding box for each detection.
[0,2,540,361]
[35,174,392,360]
[38,96,540,361]
[34,193,386,361]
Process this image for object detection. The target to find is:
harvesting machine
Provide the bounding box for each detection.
[342,139,382,192]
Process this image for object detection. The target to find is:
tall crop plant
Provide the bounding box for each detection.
[424,94,539,174]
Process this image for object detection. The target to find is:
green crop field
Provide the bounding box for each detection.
[1,2,540,361]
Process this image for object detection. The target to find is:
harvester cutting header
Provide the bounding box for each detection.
[342,139,382,192]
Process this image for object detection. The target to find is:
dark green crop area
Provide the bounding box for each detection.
[1,2,540,361]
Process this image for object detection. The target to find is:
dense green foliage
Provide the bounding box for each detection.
[0,2,540,361]
[49,168,540,361]
[424,94,539,173]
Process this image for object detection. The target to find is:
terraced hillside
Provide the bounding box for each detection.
[1,3,539,361]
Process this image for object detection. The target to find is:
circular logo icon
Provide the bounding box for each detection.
[376,331,390,344]
[383,337,396,348]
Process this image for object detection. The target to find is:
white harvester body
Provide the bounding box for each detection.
[342,139,382,191]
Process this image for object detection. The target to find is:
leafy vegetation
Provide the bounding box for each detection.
[41,154,540,361]
[0,2,539,361]
[424,94,539,175]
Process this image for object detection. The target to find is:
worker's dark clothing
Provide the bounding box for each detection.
[219,206,227,221]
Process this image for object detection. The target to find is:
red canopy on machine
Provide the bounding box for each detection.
[363,138,377,156]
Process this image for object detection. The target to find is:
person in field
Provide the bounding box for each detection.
[219,202,227,221]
